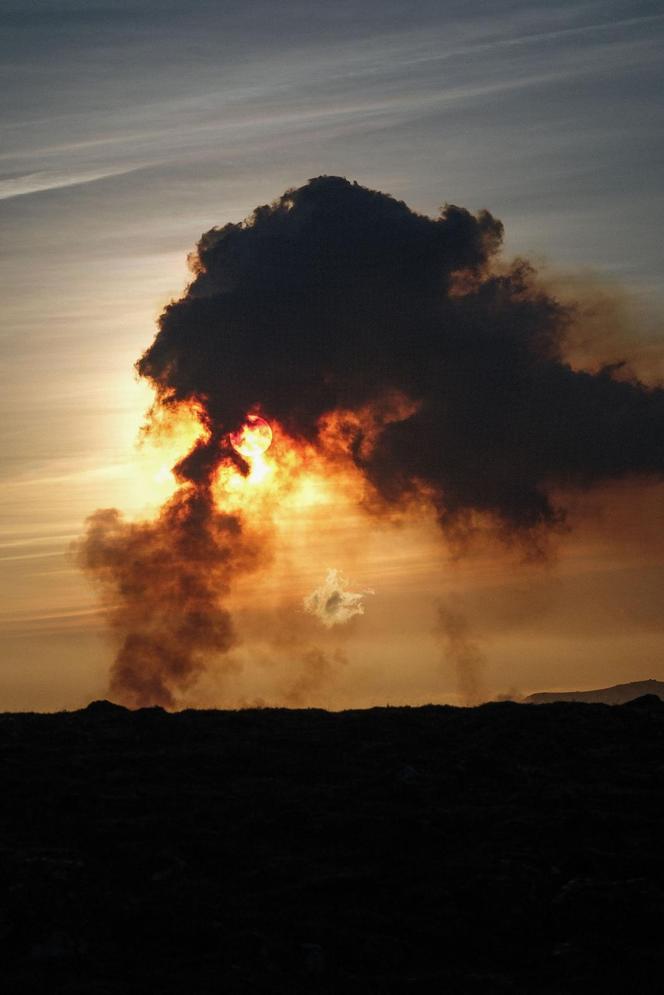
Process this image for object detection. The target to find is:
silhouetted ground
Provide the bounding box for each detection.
[2,697,664,993]
[525,678,664,705]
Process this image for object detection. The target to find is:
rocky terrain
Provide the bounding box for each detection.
[2,696,664,993]
[525,678,664,705]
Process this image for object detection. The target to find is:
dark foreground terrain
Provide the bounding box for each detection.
[2,698,664,993]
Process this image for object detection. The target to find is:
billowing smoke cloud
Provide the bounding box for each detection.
[303,569,373,628]
[78,175,664,708]
[75,489,267,708]
[138,176,664,537]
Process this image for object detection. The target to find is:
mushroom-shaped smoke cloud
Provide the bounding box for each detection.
[78,176,664,709]
[139,176,664,534]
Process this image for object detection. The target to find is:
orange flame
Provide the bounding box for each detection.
[230,414,273,459]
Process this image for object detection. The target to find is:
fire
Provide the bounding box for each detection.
[134,401,407,522]
[128,400,209,512]
[78,392,404,710]
[211,412,372,535]
[227,414,272,485]
[230,414,273,459]
[214,401,415,517]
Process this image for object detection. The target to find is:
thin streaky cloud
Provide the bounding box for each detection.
[0,164,149,201]
[0,534,78,551]
[0,605,104,628]
[4,9,660,138]
[0,550,65,563]
[0,61,627,201]
[422,9,664,60]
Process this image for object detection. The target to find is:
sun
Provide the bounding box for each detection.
[230,414,273,459]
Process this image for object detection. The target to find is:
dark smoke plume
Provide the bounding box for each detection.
[78,176,664,708]
[76,490,266,708]
[138,175,664,535]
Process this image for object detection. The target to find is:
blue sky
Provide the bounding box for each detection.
[2,1,663,286]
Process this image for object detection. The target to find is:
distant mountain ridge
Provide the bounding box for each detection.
[525,679,664,705]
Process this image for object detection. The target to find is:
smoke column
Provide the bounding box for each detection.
[437,604,486,706]
[77,176,664,707]
[76,442,269,708]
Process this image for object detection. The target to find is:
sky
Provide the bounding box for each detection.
[1,0,663,710]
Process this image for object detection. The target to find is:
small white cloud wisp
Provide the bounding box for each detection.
[303,569,374,628]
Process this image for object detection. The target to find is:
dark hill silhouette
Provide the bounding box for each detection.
[1,698,664,992]
[526,678,664,705]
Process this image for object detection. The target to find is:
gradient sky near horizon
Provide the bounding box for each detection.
[1,0,663,710]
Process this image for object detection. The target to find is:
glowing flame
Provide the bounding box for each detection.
[130,401,209,512]
[229,414,273,485]
[230,415,273,459]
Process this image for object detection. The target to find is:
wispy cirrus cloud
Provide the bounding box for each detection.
[0,164,149,200]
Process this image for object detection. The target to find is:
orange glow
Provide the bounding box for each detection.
[230,414,273,459]
[213,414,370,525]
[131,398,429,531]
[211,397,433,525]
[317,392,419,460]
[131,401,209,510]
[228,414,273,485]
